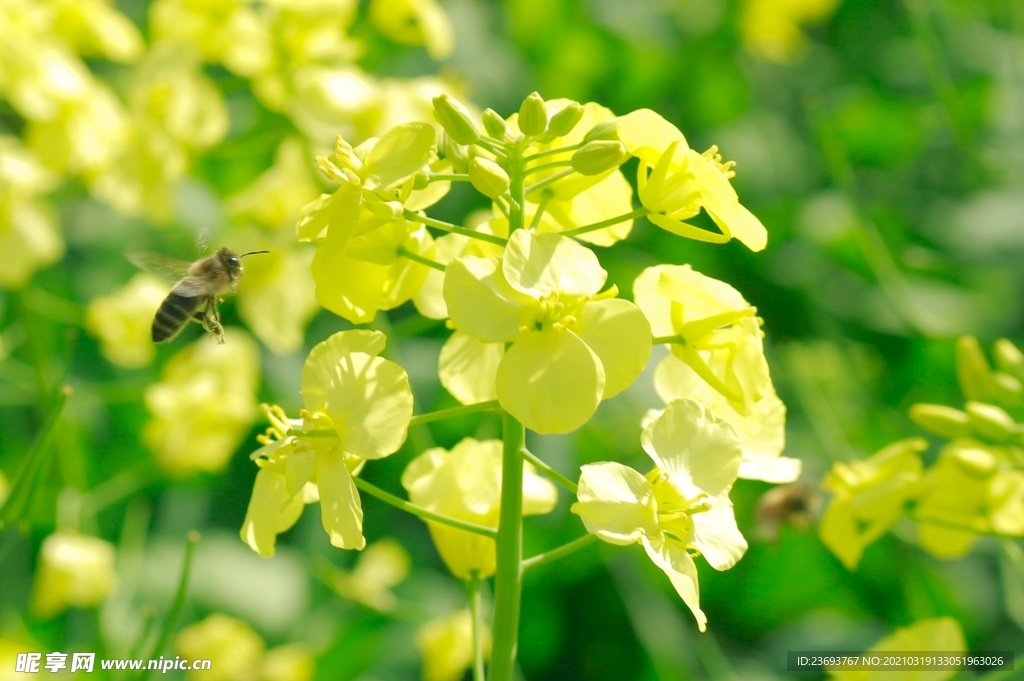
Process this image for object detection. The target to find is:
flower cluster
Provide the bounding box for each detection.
[819,336,1024,568]
[230,91,796,642]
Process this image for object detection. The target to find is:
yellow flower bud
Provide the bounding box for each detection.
[994,338,1024,381]
[956,336,995,402]
[467,157,510,199]
[31,533,117,618]
[582,118,620,142]
[432,93,480,145]
[571,140,630,176]
[993,372,1024,404]
[908,404,971,440]
[481,108,507,138]
[965,401,1018,443]
[416,610,490,681]
[547,101,584,137]
[518,91,548,136]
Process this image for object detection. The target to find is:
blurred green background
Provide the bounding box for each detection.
[2,0,1024,679]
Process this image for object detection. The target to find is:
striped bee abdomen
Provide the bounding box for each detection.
[152,292,203,343]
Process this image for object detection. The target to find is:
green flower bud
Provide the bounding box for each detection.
[571,140,630,176]
[547,102,584,137]
[582,119,620,142]
[440,133,469,173]
[950,443,998,476]
[994,339,1024,381]
[993,372,1024,405]
[965,401,1018,443]
[413,169,430,190]
[481,108,507,138]
[468,157,510,199]
[433,93,480,145]
[365,198,404,220]
[908,404,971,440]
[518,92,548,136]
[956,336,994,402]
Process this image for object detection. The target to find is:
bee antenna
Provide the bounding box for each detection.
[239,250,270,258]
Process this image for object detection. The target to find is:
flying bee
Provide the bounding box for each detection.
[127,247,268,344]
[754,483,819,541]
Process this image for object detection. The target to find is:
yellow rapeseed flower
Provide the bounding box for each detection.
[0,136,62,289]
[369,0,454,60]
[742,0,838,64]
[176,614,266,681]
[328,538,410,611]
[572,400,748,632]
[241,330,413,556]
[829,618,965,681]
[402,438,557,578]
[416,610,490,681]
[616,109,767,252]
[143,329,260,475]
[444,230,651,433]
[31,532,118,618]
[85,273,171,368]
[819,439,925,569]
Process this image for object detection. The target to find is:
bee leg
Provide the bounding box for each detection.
[205,299,225,344]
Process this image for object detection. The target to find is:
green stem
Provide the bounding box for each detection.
[429,173,471,182]
[530,193,551,229]
[409,400,501,427]
[523,142,584,163]
[523,160,572,177]
[128,604,157,660]
[522,534,597,571]
[141,531,200,680]
[352,476,498,539]
[396,246,446,272]
[520,448,577,494]
[489,412,525,681]
[0,385,72,529]
[477,138,508,159]
[404,210,506,246]
[561,207,650,237]
[524,168,574,195]
[468,572,486,681]
[652,335,682,345]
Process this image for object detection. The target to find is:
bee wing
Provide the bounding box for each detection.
[126,251,193,283]
[170,276,213,298]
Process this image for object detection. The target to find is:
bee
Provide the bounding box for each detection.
[754,483,819,541]
[127,247,268,344]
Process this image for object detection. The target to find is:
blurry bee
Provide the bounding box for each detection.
[127,248,268,344]
[754,483,819,541]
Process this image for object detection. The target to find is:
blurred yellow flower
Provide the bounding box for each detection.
[635,264,774,419]
[616,109,767,252]
[369,0,454,60]
[0,470,8,507]
[230,138,321,232]
[44,0,145,63]
[259,644,314,681]
[402,438,557,578]
[241,330,413,556]
[572,399,747,632]
[415,610,490,681]
[85,273,171,368]
[819,439,925,569]
[328,537,410,611]
[742,0,838,64]
[915,439,1024,558]
[829,617,965,681]
[444,230,651,433]
[31,532,117,618]
[0,136,62,289]
[143,329,261,475]
[176,614,265,681]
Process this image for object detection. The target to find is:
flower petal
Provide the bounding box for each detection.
[302,330,387,414]
[572,461,658,545]
[444,255,538,342]
[497,329,604,434]
[363,122,436,190]
[641,399,742,497]
[691,497,747,570]
[502,230,606,298]
[316,450,365,551]
[240,468,306,558]
[323,352,413,460]
[576,298,652,398]
[641,534,707,632]
[438,331,503,404]
[616,109,689,165]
